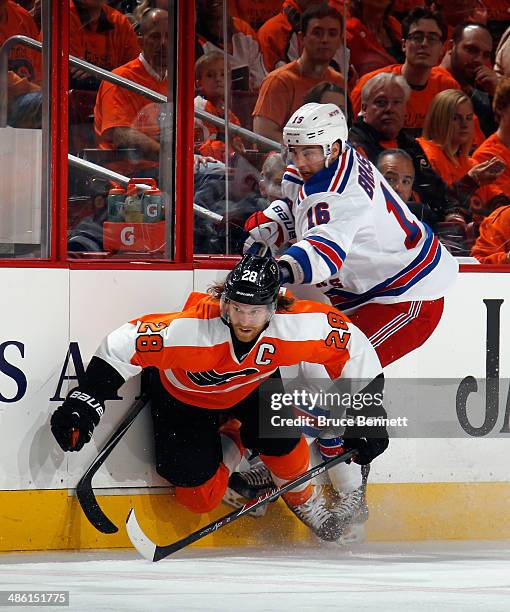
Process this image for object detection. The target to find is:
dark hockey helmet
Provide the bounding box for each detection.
[221,253,280,324]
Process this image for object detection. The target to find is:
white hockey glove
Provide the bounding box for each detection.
[243,200,295,255]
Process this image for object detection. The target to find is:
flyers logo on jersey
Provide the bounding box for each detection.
[187,368,259,387]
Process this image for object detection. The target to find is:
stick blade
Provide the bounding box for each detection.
[126,508,157,561]
[76,478,119,534]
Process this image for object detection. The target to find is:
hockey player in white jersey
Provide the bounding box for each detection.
[240,102,458,543]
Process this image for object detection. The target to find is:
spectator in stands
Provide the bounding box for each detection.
[495,25,510,76]
[7,70,42,128]
[132,0,169,32]
[194,51,245,163]
[303,80,353,127]
[346,0,405,77]
[376,148,437,226]
[0,0,41,82]
[350,7,459,136]
[472,77,510,197]
[253,3,344,144]
[259,152,286,203]
[441,23,499,138]
[471,204,510,263]
[418,89,507,221]
[195,0,266,91]
[229,0,283,32]
[258,0,348,78]
[0,0,43,127]
[431,0,488,37]
[93,8,168,177]
[377,147,414,201]
[349,73,502,227]
[69,0,140,89]
[482,1,510,49]
[350,72,410,153]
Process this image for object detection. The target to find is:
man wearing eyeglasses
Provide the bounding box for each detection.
[350,7,461,138]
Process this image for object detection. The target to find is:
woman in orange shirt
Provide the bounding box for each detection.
[417,89,506,216]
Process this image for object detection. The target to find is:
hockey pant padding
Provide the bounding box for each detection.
[349,298,444,367]
[261,436,312,505]
[175,463,230,514]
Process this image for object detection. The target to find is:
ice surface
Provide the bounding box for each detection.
[1,541,509,611]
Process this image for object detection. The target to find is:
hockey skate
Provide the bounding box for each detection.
[222,462,275,518]
[284,486,343,541]
[328,463,370,544]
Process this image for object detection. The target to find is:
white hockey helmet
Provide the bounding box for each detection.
[283,103,348,167]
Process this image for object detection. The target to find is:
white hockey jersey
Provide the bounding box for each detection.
[277,145,458,312]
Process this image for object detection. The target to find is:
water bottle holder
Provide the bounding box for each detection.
[103,221,166,252]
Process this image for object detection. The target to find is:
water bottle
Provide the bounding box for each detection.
[142,187,164,223]
[123,185,144,223]
[107,187,126,222]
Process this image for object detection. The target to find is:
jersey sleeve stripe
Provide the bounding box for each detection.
[326,228,442,309]
[305,236,345,274]
[284,244,313,283]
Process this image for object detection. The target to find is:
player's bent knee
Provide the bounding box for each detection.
[175,463,230,514]
[155,459,219,488]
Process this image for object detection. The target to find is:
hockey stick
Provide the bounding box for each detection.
[126,449,356,562]
[76,393,150,534]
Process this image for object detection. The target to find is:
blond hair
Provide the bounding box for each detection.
[195,51,228,80]
[422,89,473,161]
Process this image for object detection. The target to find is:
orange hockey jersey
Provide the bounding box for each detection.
[95,292,381,410]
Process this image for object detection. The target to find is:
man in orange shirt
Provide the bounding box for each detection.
[253,3,344,144]
[350,7,460,137]
[258,0,345,74]
[441,23,499,139]
[69,0,140,88]
[0,0,41,82]
[472,77,510,196]
[94,8,168,176]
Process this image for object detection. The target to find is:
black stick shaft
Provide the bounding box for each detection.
[152,449,356,561]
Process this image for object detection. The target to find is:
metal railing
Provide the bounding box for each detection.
[68,153,223,222]
[0,35,280,151]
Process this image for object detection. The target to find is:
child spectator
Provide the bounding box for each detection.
[259,152,286,203]
[194,51,246,163]
[195,0,267,91]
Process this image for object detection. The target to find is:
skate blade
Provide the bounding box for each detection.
[336,523,366,546]
[222,487,268,518]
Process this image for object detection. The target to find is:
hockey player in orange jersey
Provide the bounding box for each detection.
[50,252,388,541]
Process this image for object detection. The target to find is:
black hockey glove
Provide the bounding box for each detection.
[50,389,105,452]
[342,373,389,465]
[342,435,389,465]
